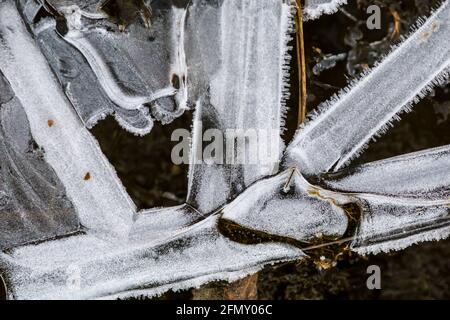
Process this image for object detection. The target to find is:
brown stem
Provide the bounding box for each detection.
[295,0,307,125]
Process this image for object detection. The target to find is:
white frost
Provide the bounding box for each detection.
[0,0,302,299]
[320,145,450,200]
[1,215,303,300]
[2,0,450,300]
[186,0,294,213]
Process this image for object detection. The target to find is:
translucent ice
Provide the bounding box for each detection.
[1,0,449,300]
[319,145,450,201]
[318,146,450,254]
[1,215,303,300]
[223,1,450,256]
[0,0,301,299]
[19,0,189,134]
[221,148,449,255]
[0,1,135,239]
[350,195,450,255]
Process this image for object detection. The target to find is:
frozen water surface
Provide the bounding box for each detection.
[18,0,189,134]
[0,0,449,299]
[221,169,349,242]
[0,0,135,240]
[186,0,294,213]
[286,0,450,176]
[1,215,303,300]
[304,0,348,20]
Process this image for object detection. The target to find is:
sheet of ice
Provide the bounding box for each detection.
[63,0,189,123]
[0,1,135,239]
[350,194,450,255]
[0,70,14,104]
[186,0,294,213]
[304,0,347,21]
[221,169,348,242]
[285,0,450,176]
[221,147,449,255]
[3,0,448,300]
[46,0,100,13]
[0,74,80,250]
[317,147,450,254]
[0,215,303,299]
[0,0,304,299]
[31,20,153,134]
[319,145,450,200]
[22,0,294,213]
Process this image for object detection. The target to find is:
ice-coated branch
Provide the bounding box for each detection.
[285,0,450,176]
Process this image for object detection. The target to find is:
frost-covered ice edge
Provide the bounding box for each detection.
[0,0,303,299]
[0,0,449,299]
[304,0,348,20]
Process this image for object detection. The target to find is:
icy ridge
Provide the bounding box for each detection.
[286,0,450,176]
[304,0,348,21]
[0,1,135,238]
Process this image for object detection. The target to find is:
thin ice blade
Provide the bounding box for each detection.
[0,216,303,299]
[0,1,135,239]
[286,1,450,176]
